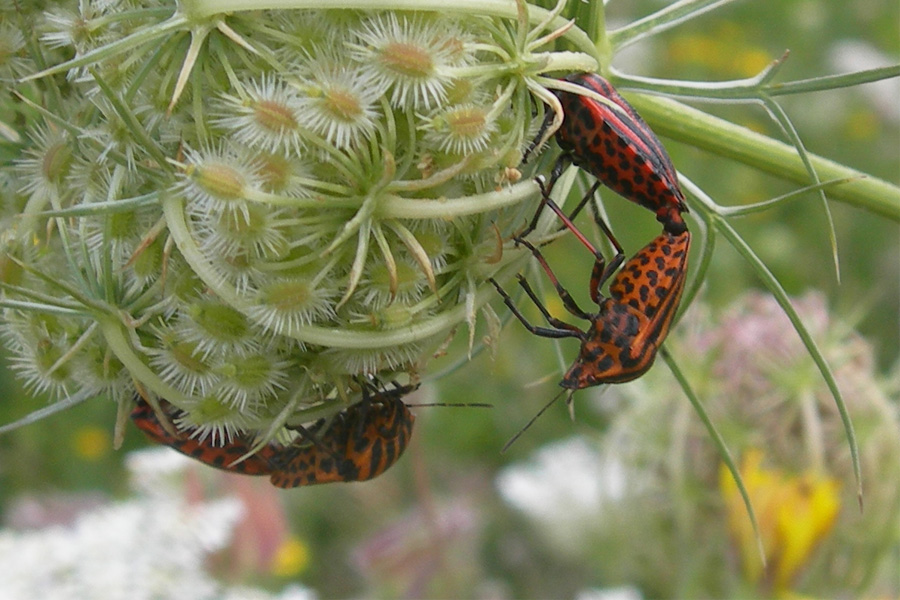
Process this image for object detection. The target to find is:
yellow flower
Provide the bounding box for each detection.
[72,426,110,461]
[669,26,770,77]
[720,449,841,594]
[269,536,310,577]
[774,473,840,590]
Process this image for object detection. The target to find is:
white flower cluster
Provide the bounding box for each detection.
[0,448,315,600]
[496,436,629,551]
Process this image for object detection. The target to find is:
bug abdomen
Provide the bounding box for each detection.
[555,73,688,234]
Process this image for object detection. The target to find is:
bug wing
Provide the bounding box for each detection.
[609,230,691,374]
[556,73,688,230]
[348,398,415,481]
[561,231,690,388]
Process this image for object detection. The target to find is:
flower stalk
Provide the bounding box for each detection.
[630,94,900,219]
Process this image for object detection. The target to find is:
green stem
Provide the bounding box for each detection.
[627,94,900,221]
[661,348,766,567]
[379,180,538,219]
[98,317,194,408]
[585,0,611,66]
[609,0,741,52]
[185,0,597,57]
[768,65,900,96]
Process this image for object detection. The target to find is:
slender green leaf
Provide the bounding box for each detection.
[759,95,840,281]
[0,390,97,435]
[768,65,900,96]
[704,191,864,506]
[609,0,740,51]
[661,348,766,566]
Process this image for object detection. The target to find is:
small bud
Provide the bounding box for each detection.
[192,162,246,201]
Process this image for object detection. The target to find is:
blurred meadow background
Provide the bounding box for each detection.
[0,0,897,598]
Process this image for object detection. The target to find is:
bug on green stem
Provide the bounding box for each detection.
[524,72,688,237]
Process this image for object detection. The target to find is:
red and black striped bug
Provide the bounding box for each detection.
[271,381,492,487]
[524,72,688,236]
[133,382,488,487]
[130,397,281,476]
[490,216,691,389]
[269,381,418,488]
[130,384,415,486]
[490,219,690,448]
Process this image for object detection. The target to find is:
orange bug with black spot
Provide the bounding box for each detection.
[270,381,493,487]
[491,222,690,388]
[525,72,688,236]
[129,384,415,486]
[490,215,690,447]
[133,382,488,487]
[269,381,418,488]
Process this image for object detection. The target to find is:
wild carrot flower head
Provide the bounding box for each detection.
[348,14,473,110]
[0,2,594,448]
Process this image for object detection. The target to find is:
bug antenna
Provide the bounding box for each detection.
[405,402,493,408]
[501,388,568,453]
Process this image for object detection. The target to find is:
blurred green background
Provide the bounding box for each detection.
[1,1,897,598]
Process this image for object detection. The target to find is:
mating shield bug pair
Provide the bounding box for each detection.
[130,381,417,487]
[131,381,489,486]
[493,72,691,442]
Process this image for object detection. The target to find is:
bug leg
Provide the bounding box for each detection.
[287,422,343,462]
[516,154,572,242]
[544,152,568,194]
[522,104,558,165]
[360,379,399,437]
[489,278,583,339]
[536,179,626,304]
[513,274,586,332]
[524,179,619,287]
[585,204,626,304]
[514,236,593,320]
[559,180,601,227]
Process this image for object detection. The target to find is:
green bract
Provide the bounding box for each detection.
[0,1,595,443]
